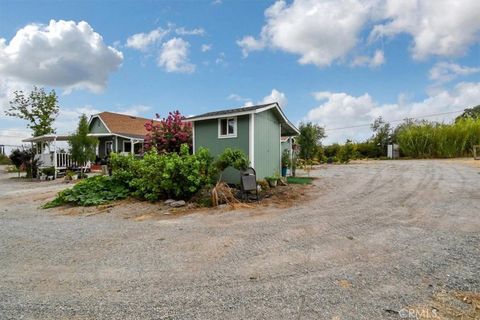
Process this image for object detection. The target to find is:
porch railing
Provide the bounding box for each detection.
[35,153,76,169]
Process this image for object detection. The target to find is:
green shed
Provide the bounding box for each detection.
[186,103,299,183]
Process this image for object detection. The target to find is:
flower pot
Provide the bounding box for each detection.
[268,179,277,188]
[281,167,288,177]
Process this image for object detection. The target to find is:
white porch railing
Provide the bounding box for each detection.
[35,153,76,169]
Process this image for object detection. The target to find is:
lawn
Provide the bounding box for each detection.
[287,176,313,184]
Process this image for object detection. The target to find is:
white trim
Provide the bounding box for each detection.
[249,113,255,167]
[192,123,196,153]
[88,114,112,133]
[88,133,144,141]
[217,116,237,139]
[279,123,282,171]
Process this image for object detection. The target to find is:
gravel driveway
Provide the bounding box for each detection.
[0,160,479,319]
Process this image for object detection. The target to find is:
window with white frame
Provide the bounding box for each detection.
[218,117,237,138]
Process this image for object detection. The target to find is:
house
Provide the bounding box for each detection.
[88,112,156,158]
[22,111,156,177]
[186,102,299,183]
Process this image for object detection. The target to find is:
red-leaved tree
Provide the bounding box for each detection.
[144,110,192,153]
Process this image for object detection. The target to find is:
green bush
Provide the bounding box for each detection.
[43,176,130,208]
[111,144,214,201]
[324,143,341,158]
[396,118,480,158]
[355,142,381,158]
[337,141,357,163]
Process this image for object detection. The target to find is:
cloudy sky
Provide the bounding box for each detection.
[0,0,479,147]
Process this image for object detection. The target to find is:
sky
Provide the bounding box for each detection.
[0,0,479,149]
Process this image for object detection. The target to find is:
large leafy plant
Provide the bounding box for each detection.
[44,176,129,208]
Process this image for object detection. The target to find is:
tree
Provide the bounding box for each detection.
[297,122,326,161]
[9,149,24,177]
[144,110,192,153]
[456,105,480,122]
[370,116,391,156]
[8,148,41,178]
[69,114,98,175]
[6,86,60,137]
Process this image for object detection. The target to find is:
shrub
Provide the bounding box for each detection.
[324,144,341,158]
[214,148,249,173]
[111,144,214,201]
[355,142,381,158]
[44,176,130,208]
[337,141,357,163]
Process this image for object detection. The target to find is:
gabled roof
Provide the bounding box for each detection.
[89,112,159,140]
[185,102,299,136]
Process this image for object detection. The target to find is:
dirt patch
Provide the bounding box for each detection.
[48,181,316,221]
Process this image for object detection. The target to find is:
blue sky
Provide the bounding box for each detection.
[1,0,479,146]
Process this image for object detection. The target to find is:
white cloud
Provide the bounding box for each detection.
[237,0,372,66]
[0,20,123,93]
[370,0,480,59]
[201,44,212,52]
[239,0,480,66]
[215,52,226,65]
[429,62,480,85]
[352,50,385,68]
[227,93,250,102]
[126,28,169,51]
[175,27,205,36]
[305,82,480,144]
[211,0,222,5]
[240,89,288,108]
[157,38,195,73]
[261,89,288,108]
[237,36,266,58]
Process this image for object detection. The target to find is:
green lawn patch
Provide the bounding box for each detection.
[287,177,313,185]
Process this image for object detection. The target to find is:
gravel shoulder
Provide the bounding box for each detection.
[0,160,479,319]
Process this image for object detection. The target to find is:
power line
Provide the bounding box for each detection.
[324,109,464,131]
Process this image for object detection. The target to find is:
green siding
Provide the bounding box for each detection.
[254,109,281,179]
[194,115,250,184]
[89,117,109,134]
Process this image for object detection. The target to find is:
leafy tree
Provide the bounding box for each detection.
[370,116,391,156]
[68,114,98,175]
[144,110,192,153]
[297,122,326,161]
[455,105,480,122]
[5,86,59,137]
[337,140,357,163]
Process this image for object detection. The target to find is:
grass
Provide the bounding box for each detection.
[287,176,313,185]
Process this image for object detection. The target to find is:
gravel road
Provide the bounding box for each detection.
[0,160,479,319]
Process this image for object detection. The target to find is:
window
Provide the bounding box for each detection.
[123,141,132,153]
[218,117,237,138]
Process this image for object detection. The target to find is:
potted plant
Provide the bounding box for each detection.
[265,176,278,188]
[41,166,56,180]
[281,150,291,177]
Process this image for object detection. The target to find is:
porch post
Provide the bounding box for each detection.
[53,137,57,179]
[130,139,134,155]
